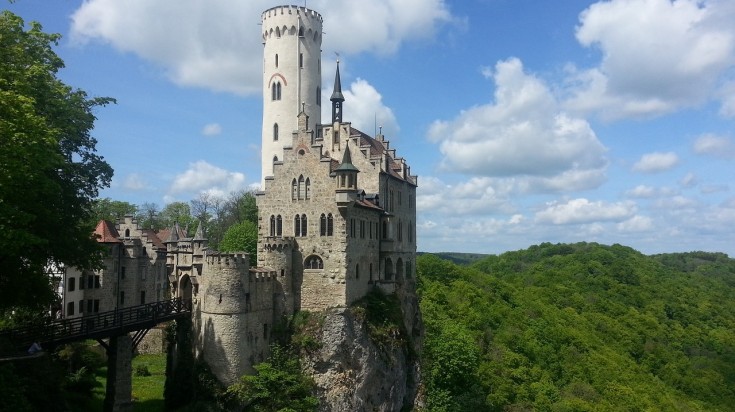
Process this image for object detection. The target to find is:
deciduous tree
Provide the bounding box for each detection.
[0,11,114,313]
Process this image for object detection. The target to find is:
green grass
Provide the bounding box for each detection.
[132,353,167,411]
[92,352,167,411]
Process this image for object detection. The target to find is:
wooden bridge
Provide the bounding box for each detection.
[0,297,191,352]
[0,298,192,412]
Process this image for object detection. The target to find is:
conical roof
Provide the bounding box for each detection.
[330,61,345,102]
[335,143,359,172]
[193,221,206,241]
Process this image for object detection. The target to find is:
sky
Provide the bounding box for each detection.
[7,0,735,256]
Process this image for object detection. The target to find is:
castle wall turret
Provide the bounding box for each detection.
[261,5,323,183]
[194,252,282,384]
[259,237,295,314]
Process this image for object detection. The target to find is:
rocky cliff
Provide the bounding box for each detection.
[299,289,424,411]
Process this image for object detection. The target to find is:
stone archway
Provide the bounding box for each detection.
[178,274,192,301]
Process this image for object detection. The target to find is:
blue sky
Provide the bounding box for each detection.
[8,0,735,255]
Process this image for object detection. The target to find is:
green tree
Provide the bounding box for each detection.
[159,201,194,232]
[219,221,258,266]
[227,345,317,412]
[89,198,137,225]
[0,11,114,313]
[137,202,161,230]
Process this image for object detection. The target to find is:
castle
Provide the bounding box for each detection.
[61,5,418,385]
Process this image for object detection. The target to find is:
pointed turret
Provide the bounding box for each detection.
[330,60,345,123]
[335,143,359,204]
[165,222,180,243]
[335,142,359,173]
[193,221,206,241]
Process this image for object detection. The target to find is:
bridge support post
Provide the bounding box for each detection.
[103,334,133,412]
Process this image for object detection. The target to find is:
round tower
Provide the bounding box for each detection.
[261,5,323,183]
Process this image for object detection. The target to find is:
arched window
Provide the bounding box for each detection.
[275,53,279,67]
[276,82,282,100]
[327,213,334,236]
[305,178,311,199]
[304,255,323,269]
[301,214,307,236]
[406,260,412,279]
[320,214,327,236]
[298,175,305,200]
[356,264,360,279]
[382,221,388,239]
[298,26,304,37]
[270,215,275,236]
[294,215,301,237]
[408,221,413,243]
[273,155,278,164]
[273,123,279,141]
[272,82,277,100]
[291,179,297,200]
[276,215,282,236]
[125,228,130,237]
[396,258,404,281]
[275,27,281,38]
[385,258,394,281]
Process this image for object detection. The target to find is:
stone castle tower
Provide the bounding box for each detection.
[261,6,323,183]
[168,4,419,386]
[60,5,421,396]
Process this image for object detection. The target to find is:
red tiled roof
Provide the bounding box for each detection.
[94,220,121,243]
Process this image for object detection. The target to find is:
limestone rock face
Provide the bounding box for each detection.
[301,307,422,412]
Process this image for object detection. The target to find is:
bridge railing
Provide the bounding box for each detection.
[0,298,191,352]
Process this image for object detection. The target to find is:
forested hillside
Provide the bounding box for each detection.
[418,242,735,411]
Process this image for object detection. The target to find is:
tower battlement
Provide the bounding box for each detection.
[205,252,250,269]
[261,5,323,42]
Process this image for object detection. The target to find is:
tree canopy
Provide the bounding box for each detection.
[418,243,735,411]
[0,11,114,313]
[219,221,258,266]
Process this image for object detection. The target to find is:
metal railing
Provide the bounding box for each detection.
[0,298,191,352]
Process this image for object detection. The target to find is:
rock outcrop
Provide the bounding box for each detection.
[300,290,423,412]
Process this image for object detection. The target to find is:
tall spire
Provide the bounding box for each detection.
[330,60,345,123]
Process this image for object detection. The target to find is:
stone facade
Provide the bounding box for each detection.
[61,5,420,391]
[61,217,169,319]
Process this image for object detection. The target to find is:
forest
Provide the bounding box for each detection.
[418,242,735,411]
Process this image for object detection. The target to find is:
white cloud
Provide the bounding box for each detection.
[70,0,454,95]
[122,173,148,191]
[632,152,679,173]
[535,198,636,225]
[428,58,608,193]
[680,172,698,188]
[168,160,246,198]
[693,133,735,158]
[201,123,222,137]
[617,215,654,232]
[322,77,399,138]
[416,176,515,216]
[626,185,656,198]
[565,0,735,119]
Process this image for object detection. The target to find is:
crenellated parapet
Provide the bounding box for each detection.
[261,5,323,43]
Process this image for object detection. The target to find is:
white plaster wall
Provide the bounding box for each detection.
[261,5,323,183]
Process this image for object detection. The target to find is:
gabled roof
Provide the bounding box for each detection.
[94,220,121,243]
